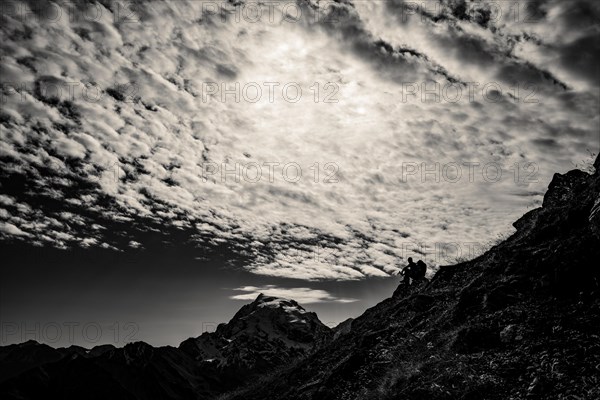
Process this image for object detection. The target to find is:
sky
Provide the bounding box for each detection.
[0,0,599,347]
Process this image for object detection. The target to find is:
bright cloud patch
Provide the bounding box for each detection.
[230,285,357,304]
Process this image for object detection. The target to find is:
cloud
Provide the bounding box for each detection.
[230,285,357,304]
[0,222,31,237]
[0,0,598,281]
[128,240,142,249]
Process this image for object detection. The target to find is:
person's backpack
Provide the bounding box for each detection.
[415,260,427,279]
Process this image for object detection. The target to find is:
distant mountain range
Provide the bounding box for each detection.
[0,294,333,399]
[2,155,599,400]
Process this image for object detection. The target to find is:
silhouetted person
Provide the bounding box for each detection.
[400,257,417,285]
[414,260,427,282]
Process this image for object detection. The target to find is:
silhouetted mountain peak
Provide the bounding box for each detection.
[179,294,332,369]
[249,293,309,316]
[12,340,42,348]
[254,292,298,305]
[255,292,267,301]
[248,292,303,309]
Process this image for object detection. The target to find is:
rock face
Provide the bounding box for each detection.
[509,157,600,294]
[223,158,600,400]
[0,295,332,400]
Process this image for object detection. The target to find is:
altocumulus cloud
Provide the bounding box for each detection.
[230,285,357,304]
[0,0,598,280]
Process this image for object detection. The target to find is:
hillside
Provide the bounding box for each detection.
[223,156,600,399]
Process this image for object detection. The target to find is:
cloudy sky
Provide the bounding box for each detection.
[1,0,598,346]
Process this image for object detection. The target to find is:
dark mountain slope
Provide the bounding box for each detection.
[0,341,216,400]
[224,157,600,400]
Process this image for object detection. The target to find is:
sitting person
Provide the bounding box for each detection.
[399,257,417,285]
[414,259,427,282]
